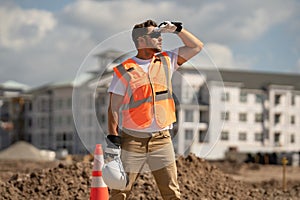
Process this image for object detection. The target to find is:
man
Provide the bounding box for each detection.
[106,19,203,199]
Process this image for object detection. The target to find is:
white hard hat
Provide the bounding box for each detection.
[102,157,129,190]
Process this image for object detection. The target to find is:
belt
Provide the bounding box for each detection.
[121,128,169,138]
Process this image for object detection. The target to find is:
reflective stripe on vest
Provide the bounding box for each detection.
[113,52,176,129]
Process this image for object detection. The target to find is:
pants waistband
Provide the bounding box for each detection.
[121,128,169,138]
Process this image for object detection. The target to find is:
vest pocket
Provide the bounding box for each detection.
[130,79,152,101]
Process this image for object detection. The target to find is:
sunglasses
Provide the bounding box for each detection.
[145,31,161,38]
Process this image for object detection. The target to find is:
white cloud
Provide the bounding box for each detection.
[0,2,95,86]
[0,5,56,50]
[59,0,298,45]
[60,0,185,35]
[205,43,235,68]
[194,1,296,43]
[0,0,299,86]
[195,43,250,69]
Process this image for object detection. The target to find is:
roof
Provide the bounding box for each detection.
[219,69,300,90]
[27,73,95,93]
[180,67,300,91]
[0,80,30,91]
[52,73,94,88]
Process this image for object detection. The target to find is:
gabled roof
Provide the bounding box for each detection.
[0,80,30,91]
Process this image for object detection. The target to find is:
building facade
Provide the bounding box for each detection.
[0,81,29,149]
[181,69,300,159]
[22,76,106,154]
[1,51,300,160]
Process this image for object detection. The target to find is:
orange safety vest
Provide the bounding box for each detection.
[113,52,176,130]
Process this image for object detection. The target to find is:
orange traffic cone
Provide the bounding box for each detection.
[90,144,109,200]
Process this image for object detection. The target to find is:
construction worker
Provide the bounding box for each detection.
[106,19,203,199]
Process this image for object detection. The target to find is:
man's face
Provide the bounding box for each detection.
[139,26,162,52]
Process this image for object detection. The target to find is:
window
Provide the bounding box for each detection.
[255,94,263,103]
[185,129,193,140]
[37,118,40,128]
[291,115,295,125]
[67,116,72,125]
[67,133,73,140]
[67,98,72,109]
[290,134,295,144]
[240,91,247,103]
[62,132,73,141]
[199,111,209,123]
[274,114,281,124]
[221,131,229,141]
[239,113,247,122]
[238,132,247,141]
[185,110,194,122]
[275,94,281,105]
[57,99,63,109]
[255,113,263,123]
[56,133,63,141]
[27,118,32,128]
[291,95,295,106]
[274,132,281,146]
[28,102,32,111]
[199,130,208,143]
[41,99,47,112]
[40,117,46,129]
[221,112,229,121]
[255,133,263,142]
[57,116,62,126]
[40,133,47,146]
[221,92,230,102]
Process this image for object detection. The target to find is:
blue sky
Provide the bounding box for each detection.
[1,0,299,87]
[15,0,73,11]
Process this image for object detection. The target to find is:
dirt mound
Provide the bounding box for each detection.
[0,162,91,200]
[0,141,55,161]
[0,154,299,199]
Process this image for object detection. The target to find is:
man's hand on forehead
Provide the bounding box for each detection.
[155,21,183,34]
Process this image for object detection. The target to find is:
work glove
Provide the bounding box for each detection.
[105,135,121,159]
[157,21,183,34]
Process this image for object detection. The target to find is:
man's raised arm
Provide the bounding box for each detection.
[177,28,204,65]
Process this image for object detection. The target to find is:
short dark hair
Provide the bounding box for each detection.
[132,19,158,47]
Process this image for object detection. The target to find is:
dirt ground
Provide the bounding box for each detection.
[0,154,299,199]
[211,161,300,183]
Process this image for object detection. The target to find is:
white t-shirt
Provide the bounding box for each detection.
[108,48,179,132]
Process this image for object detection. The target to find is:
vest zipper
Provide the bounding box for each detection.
[147,73,155,115]
[148,57,156,116]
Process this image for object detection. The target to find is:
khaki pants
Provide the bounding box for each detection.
[110,129,181,200]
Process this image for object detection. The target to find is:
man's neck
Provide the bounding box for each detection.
[136,48,158,60]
